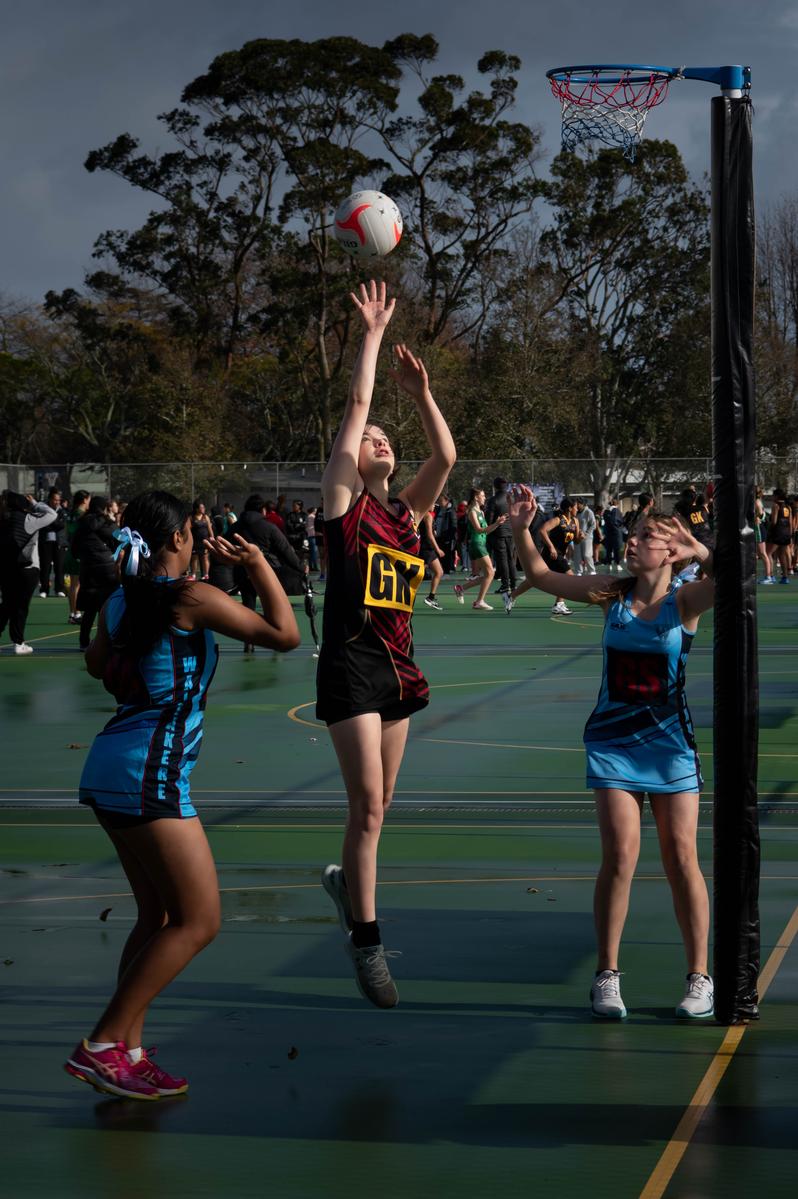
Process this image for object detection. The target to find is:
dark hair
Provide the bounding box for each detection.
[88,495,109,515]
[245,493,267,512]
[192,499,205,517]
[638,492,652,507]
[73,490,90,507]
[560,496,576,513]
[113,490,191,657]
[467,487,483,506]
[48,486,61,500]
[773,487,786,501]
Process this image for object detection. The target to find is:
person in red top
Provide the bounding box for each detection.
[317,279,456,1008]
[263,501,285,533]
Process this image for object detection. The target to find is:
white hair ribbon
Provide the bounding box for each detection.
[113,527,151,576]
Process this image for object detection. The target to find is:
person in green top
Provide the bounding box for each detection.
[453,487,507,610]
[64,489,91,625]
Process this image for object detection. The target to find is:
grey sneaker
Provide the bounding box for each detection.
[321,864,353,935]
[590,969,627,1019]
[347,941,399,1008]
[676,973,714,1018]
[424,595,443,611]
[503,591,514,614]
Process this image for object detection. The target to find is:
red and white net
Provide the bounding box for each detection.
[549,69,672,161]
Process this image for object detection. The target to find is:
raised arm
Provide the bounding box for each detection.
[393,345,456,523]
[192,535,301,651]
[509,488,605,604]
[321,279,396,520]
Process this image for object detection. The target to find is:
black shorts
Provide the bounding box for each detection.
[316,629,429,727]
[543,552,571,575]
[421,546,438,567]
[769,530,792,547]
[84,799,197,830]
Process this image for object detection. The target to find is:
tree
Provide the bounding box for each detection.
[378,36,542,347]
[538,142,711,503]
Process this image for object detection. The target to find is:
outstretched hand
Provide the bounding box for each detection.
[653,517,709,563]
[508,485,538,532]
[350,278,396,333]
[205,533,262,569]
[387,344,430,400]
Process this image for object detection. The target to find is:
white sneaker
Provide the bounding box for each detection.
[13,642,33,655]
[56,591,67,597]
[38,591,47,599]
[472,600,493,610]
[453,584,464,604]
[551,601,572,615]
[590,969,627,1019]
[676,973,714,1018]
[503,591,514,614]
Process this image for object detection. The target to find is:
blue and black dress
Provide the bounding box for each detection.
[583,588,702,794]
[79,587,219,822]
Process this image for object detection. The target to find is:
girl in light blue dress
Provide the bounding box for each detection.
[509,488,715,1022]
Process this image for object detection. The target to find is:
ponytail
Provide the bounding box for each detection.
[112,490,191,656]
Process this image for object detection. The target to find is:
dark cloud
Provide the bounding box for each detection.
[2,0,794,301]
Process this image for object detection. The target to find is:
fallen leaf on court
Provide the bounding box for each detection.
[99,908,112,921]
[526,887,540,893]
[235,760,246,764]
[547,897,557,902]
[287,1046,299,1060]
[3,959,13,966]
[67,743,88,750]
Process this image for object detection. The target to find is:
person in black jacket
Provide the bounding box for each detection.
[71,496,119,650]
[484,477,517,594]
[235,495,306,649]
[0,490,57,653]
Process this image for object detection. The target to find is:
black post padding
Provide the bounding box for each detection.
[711,95,760,1024]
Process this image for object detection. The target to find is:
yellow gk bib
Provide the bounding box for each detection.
[364,543,424,613]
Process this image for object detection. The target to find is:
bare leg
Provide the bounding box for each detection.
[593,789,644,971]
[69,574,80,618]
[427,557,443,597]
[90,818,220,1047]
[475,559,494,603]
[649,792,709,975]
[329,714,409,923]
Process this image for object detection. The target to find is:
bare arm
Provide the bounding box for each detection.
[85,607,112,677]
[185,535,301,651]
[393,345,456,522]
[321,280,395,520]
[509,489,605,604]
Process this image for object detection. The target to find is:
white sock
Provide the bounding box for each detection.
[86,1039,116,1053]
[127,1046,144,1063]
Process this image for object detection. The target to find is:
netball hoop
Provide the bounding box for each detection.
[546,63,750,160]
[545,63,759,1028]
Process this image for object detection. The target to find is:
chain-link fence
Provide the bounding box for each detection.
[4,457,798,513]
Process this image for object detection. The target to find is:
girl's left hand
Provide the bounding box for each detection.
[206,534,262,568]
[508,485,538,531]
[388,344,430,400]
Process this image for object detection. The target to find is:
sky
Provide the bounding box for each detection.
[2,0,796,304]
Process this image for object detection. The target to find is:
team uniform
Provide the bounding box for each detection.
[544,514,577,574]
[316,490,429,725]
[583,587,702,793]
[468,508,489,560]
[676,501,714,549]
[418,510,438,567]
[768,502,792,547]
[79,587,219,824]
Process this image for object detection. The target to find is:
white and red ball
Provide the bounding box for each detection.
[333,190,403,259]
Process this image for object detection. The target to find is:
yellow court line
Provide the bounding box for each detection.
[639,902,798,1199]
[4,873,798,908]
[0,627,81,650]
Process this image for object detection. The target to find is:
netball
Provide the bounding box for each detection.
[333,190,403,258]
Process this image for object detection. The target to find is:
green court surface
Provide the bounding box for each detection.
[1,585,796,1198]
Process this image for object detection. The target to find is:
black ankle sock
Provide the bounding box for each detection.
[352,919,381,948]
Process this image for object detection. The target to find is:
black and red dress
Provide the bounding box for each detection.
[316,490,429,725]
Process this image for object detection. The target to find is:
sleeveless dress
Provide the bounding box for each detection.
[583,588,702,793]
[769,503,792,547]
[316,491,429,725]
[79,587,219,819]
[468,508,488,559]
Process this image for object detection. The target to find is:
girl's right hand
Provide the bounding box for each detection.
[508,486,538,531]
[206,534,263,570]
[350,279,396,333]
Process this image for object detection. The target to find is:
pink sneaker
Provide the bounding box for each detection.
[130,1047,188,1095]
[64,1040,160,1100]
[454,584,464,604]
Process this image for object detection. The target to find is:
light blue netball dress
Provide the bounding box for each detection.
[79,586,218,820]
[583,587,702,794]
